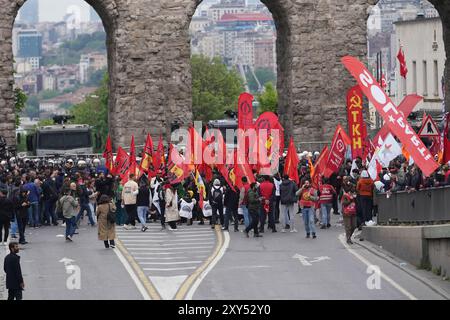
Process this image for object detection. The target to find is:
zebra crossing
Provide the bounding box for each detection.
[116,223,221,299]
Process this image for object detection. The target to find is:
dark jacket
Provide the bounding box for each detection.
[136,186,150,207]
[224,187,239,211]
[78,184,92,206]
[4,252,23,290]
[0,196,14,223]
[14,192,30,219]
[279,179,298,205]
[247,188,261,213]
[42,178,59,202]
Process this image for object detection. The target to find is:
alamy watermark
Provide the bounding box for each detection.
[366,265,381,290]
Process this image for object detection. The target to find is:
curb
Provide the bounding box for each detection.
[355,234,450,300]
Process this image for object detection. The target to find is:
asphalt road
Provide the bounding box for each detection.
[1,213,449,300]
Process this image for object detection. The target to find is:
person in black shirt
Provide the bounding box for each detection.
[4,242,24,300]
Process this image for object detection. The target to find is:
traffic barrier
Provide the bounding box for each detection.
[377,186,450,224]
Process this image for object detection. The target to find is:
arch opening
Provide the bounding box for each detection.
[4,0,117,155]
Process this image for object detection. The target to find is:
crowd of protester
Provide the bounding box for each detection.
[1,150,450,249]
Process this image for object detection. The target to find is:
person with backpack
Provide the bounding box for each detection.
[279,175,298,233]
[209,179,224,229]
[342,186,358,244]
[96,195,117,248]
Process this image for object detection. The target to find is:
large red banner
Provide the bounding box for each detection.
[238,93,254,131]
[342,56,438,177]
[346,85,367,159]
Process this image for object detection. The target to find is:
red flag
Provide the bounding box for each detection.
[311,146,329,188]
[139,134,154,176]
[238,92,254,131]
[324,125,351,178]
[342,56,438,177]
[283,137,299,185]
[373,94,422,147]
[346,85,367,159]
[113,147,131,183]
[102,135,114,174]
[442,113,450,164]
[235,151,256,189]
[153,135,165,172]
[397,47,408,78]
[166,144,189,185]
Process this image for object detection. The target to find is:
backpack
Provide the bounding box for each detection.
[211,187,223,205]
[280,181,296,205]
[106,204,116,224]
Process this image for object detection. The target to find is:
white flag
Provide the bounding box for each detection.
[152,180,161,214]
[376,133,402,167]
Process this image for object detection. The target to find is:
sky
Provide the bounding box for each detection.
[20,0,92,22]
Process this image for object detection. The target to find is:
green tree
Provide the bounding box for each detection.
[257,82,278,115]
[191,55,244,122]
[70,73,109,152]
[14,87,27,128]
[36,118,54,127]
[24,104,39,119]
[40,90,60,100]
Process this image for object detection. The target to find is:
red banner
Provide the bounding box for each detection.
[238,92,254,131]
[346,85,367,159]
[153,135,165,172]
[283,137,299,184]
[139,134,154,176]
[102,135,114,173]
[342,56,438,177]
[325,125,351,178]
[311,146,329,188]
[372,94,422,147]
[113,146,131,182]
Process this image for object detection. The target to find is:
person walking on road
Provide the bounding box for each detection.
[3,242,24,300]
[122,173,139,230]
[96,195,117,248]
[14,188,30,245]
[298,180,318,238]
[239,177,251,228]
[136,179,150,232]
[223,185,240,232]
[279,175,298,233]
[259,176,277,233]
[356,170,375,226]
[209,179,224,228]
[0,188,14,245]
[164,183,180,230]
[59,186,79,242]
[319,179,336,229]
[342,187,358,244]
[244,183,263,238]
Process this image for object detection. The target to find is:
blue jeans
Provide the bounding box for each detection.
[76,203,95,226]
[302,207,316,235]
[10,218,17,236]
[280,204,295,229]
[137,206,148,227]
[65,216,76,237]
[44,199,58,224]
[320,203,332,226]
[240,205,250,228]
[28,202,40,226]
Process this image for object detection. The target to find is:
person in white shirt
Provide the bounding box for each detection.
[273,172,282,224]
[121,173,139,229]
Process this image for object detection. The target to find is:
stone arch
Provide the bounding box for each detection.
[0,0,119,146]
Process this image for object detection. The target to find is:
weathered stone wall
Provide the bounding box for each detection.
[0,0,448,150]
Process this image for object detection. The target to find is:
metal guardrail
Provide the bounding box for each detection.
[377,186,450,224]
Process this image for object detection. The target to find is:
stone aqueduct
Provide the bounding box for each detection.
[1,0,449,148]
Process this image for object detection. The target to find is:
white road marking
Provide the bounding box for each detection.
[128,246,213,251]
[112,243,151,300]
[292,254,312,266]
[149,275,188,300]
[139,261,202,265]
[338,234,418,300]
[144,267,197,271]
[184,231,230,300]
[120,239,215,243]
[118,234,215,239]
[130,251,211,255]
[135,257,192,260]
